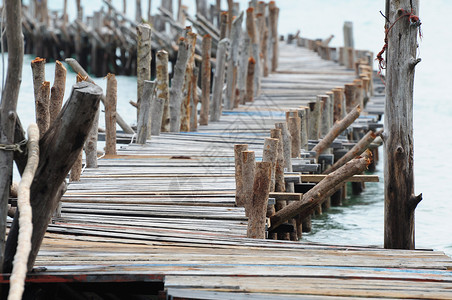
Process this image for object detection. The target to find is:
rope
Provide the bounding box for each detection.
[0,139,28,153]
[376,8,422,84]
[8,124,40,300]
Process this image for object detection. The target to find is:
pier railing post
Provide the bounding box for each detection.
[199,34,212,125]
[105,73,117,155]
[247,161,271,239]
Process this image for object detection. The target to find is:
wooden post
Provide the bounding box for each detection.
[353,79,364,109]
[247,161,271,239]
[288,116,301,158]
[308,99,321,141]
[271,129,285,192]
[312,105,361,159]
[199,34,212,125]
[189,66,199,132]
[156,50,170,132]
[136,0,142,23]
[0,0,24,271]
[35,81,50,139]
[343,21,354,69]
[170,38,190,132]
[210,38,229,122]
[105,73,117,155]
[49,61,67,124]
[344,83,357,113]
[332,87,344,123]
[31,57,46,107]
[245,57,256,102]
[219,12,228,40]
[298,107,309,151]
[226,12,243,110]
[238,35,250,104]
[84,106,99,168]
[275,122,292,172]
[319,95,331,137]
[262,137,279,192]
[246,7,260,96]
[234,144,248,206]
[242,150,255,216]
[137,80,156,143]
[196,0,209,18]
[4,82,103,273]
[181,31,197,132]
[269,2,279,72]
[384,0,422,249]
[137,23,152,120]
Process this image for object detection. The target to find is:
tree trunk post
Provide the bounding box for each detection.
[247,161,271,239]
[269,2,279,72]
[105,73,117,155]
[157,50,170,132]
[242,150,255,217]
[189,67,199,132]
[49,61,67,124]
[332,87,344,123]
[288,116,301,158]
[137,23,152,121]
[245,57,256,102]
[262,137,279,192]
[384,0,422,249]
[199,35,212,125]
[271,128,285,192]
[226,12,243,110]
[137,80,156,143]
[0,0,24,271]
[84,105,99,168]
[35,81,50,139]
[210,38,229,122]
[136,0,142,23]
[234,144,248,207]
[170,38,190,132]
[181,31,197,132]
[343,21,354,70]
[246,7,260,96]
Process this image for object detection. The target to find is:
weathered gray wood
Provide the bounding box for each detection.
[156,50,170,133]
[308,97,322,140]
[225,12,243,110]
[271,129,285,192]
[35,81,50,139]
[238,34,250,104]
[105,73,117,155]
[246,7,260,95]
[247,161,271,239]
[181,30,197,132]
[275,122,292,172]
[189,67,199,132]
[151,94,165,137]
[262,137,279,192]
[137,23,152,120]
[199,34,212,126]
[49,61,66,124]
[288,116,301,158]
[241,150,255,216]
[137,81,156,143]
[234,144,248,207]
[384,0,422,249]
[4,82,103,272]
[245,57,256,102]
[170,38,190,132]
[343,21,354,70]
[84,104,99,167]
[0,0,24,271]
[211,38,229,122]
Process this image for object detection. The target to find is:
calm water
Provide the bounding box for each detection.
[2,1,451,256]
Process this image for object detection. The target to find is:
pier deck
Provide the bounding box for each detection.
[6,43,452,299]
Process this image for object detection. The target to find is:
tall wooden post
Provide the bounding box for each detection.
[384,0,422,249]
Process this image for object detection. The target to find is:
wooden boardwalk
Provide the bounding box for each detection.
[8,43,452,299]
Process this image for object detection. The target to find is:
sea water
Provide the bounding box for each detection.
[2,0,451,256]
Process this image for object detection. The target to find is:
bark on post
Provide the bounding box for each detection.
[0,0,24,271]
[199,35,212,125]
[234,144,248,207]
[35,81,51,139]
[105,73,117,155]
[242,150,255,216]
[262,137,279,192]
[247,161,271,239]
[308,98,322,141]
[245,57,256,102]
[343,21,354,70]
[137,23,152,120]
[49,61,67,124]
[189,67,199,132]
[170,38,190,132]
[269,2,279,72]
[219,12,228,40]
[246,7,260,96]
[226,12,243,110]
[157,50,170,132]
[312,105,361,159]
[384,0,422,249]
[238,35,250,104]
[31,57,46,108]
[136,0,142,23]
[270,151,372,230]
[275,122,292,172]
[288,116,301,158]
[137,80,156,143]
[4,82,103,273]
[332,87,344,123]
[181,31,197,132]
[271,129,285,192]
[344,83,357,113]
[210,38,229,122]
[84,105,99,168]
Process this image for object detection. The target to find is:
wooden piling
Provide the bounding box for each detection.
[245,57,256,102]
[234,144,248,207]
[271,129,285,193]
[137,80,156,143]
[35,81,50,139]
[211,38,229,121]
[105,73,117,155]
[226,12,243,110]
[181,31,197,132]
[288,116,301,158]
[156,50,170,133]
[247,161,271,239]
[242,150,255,216]
[308,98,321,141]
[189,67,199,132]
[246,7,260,95]
[199,34,212,125]
[137,23,152,120]
[344,83,357,113]
[269,2,279,72]
[49,61,66,124]
[262,137,279,192]
[170,38,190,132]
[332,88,344,123]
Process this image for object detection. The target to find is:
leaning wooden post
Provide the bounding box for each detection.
[262,137,279,192]
[384,0,422,249]
[234,144,248,207]
[242,150,255,216]
[157,50,170,133]
[137,23,152,120]
[4,82,103,273]
[245,57,256,102]
[170,38,190,132]
[35,81,50,139]
[210,38,229,122]
[199,35,212,125]
[105,73,117,155]
[137,80,156,143]
[247,161,271,239]
[49,61,66,123]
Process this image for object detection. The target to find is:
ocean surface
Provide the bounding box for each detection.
[2,1,451,256]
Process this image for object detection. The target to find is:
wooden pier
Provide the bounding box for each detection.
[3,42,451,299]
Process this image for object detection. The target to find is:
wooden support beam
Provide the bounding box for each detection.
[199,34,212,126]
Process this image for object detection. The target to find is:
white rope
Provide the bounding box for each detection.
[8,124,40,300]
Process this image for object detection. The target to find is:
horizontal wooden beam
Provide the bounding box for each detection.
[297,174,379,183]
